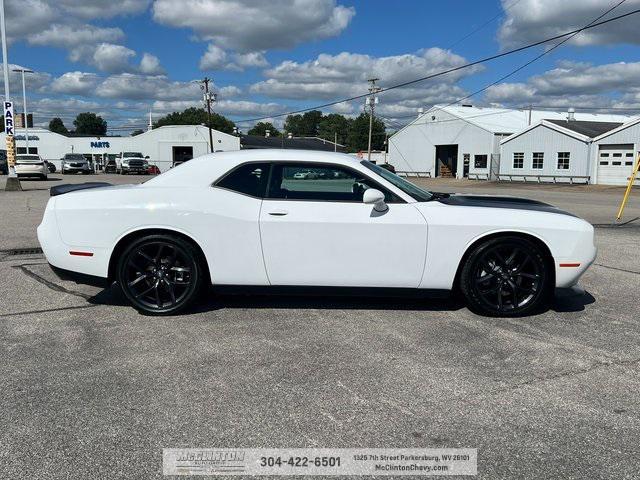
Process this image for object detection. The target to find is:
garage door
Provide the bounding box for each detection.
[598,144,638,186]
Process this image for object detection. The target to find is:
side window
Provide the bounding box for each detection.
[267,163,399,202]
[215,162,269,198]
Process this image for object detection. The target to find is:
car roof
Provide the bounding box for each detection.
[145,149,363,188]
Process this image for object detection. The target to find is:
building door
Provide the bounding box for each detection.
[172,146,194,165]
[435,144,458,178]
[597,144,636,185]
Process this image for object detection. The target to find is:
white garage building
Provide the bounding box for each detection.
[500,117,640,185]
[388,105,631,180]
[0,125,240,173]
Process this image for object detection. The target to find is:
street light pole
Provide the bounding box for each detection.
[13,68,33,154]
[1,0,21,191]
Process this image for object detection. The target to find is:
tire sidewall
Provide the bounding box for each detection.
[117,234,202,315]
[460,236,550,317]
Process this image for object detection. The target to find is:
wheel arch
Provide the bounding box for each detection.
[107,227,211,284]
[452,230,556,293]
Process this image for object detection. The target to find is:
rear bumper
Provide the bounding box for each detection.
[16,165,46,176]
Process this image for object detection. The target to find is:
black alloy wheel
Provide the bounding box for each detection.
[460,236,550,316]
[117,234,203,315]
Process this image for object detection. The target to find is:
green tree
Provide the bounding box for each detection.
[73,112,107,135]
[154,107,235,134]
[247,121,280,136]
[49,117,69,135]
[130,129,145,136]
[318,113,351,146]
[284,110,323,136]
[345,113,386,153]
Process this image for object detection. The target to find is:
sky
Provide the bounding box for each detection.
[4,0,640,134]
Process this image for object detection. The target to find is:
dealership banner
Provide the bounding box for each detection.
[163,448,477,476]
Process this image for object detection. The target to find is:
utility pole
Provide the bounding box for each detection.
[528,104,532,125]
[1,0,20,191]
[13,68,33,154]
[334,131,337,152]
[199,77,216,153]
[366,77,381,162]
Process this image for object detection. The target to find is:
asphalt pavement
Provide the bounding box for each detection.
[0,173,639,479]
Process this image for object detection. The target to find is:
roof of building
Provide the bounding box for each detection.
[240,135,346,152]
[396,105,633,136]
[544,119,622,138]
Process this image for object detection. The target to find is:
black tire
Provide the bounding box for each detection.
[460,236,550,317]
[117,234,204,315]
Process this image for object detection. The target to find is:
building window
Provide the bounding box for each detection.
[532,152,544,169]
[600,161,609,166]
[474,154,487,169]
[557,152,570,170]
[600,153,609,157]
[612,161,622,166]
[17,147,38,155]
[513,152,524,169]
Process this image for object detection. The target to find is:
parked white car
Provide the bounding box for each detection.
[16,154,48,180]
[38,150,596,316]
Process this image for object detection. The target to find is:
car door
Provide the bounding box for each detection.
[259,162,428,288]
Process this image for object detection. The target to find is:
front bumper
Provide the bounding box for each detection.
[63,165,91,173]
[121,165,148,173]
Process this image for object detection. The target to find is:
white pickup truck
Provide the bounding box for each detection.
[116,151,149,175]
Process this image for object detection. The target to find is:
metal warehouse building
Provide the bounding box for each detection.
[388,105,632,182]
[0,125,240,173]
[501,116,640,185]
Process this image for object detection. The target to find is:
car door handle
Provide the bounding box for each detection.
[268,210,288,216]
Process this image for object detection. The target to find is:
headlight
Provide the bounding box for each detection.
[122,160,129,166]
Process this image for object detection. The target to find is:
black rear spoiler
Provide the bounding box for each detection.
[50,182,112,197]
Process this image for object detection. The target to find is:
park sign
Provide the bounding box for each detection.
[4,101,13,135]
[4,101,16,168]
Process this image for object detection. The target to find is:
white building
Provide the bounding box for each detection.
[500,117,640,185]
[388,105,632,180]
[0,125,240,173]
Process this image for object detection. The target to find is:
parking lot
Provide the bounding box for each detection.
[1,173,639,478]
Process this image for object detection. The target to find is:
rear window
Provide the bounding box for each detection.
[216,163,269,198]
[17,155,40,161]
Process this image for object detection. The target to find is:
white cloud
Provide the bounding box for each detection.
[57,0,151,19]
[0,64,51,92]
[199,44,228,70]
[139,53,165,75]
[50,71,101,95]
[4,0,57,43]
[96,73,204,101]
[234,51,269,69]
[498,0,640,49]
[485,60,640,106]
[28,24,125,51]
[250,48,479,109]
[92,44,137,73]
[153,0,355,51]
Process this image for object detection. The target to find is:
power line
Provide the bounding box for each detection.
[234,7,640,124]
[440,0,629,110]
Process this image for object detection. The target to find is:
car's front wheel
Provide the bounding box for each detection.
[460,236,550,317]
[117,234,204,315]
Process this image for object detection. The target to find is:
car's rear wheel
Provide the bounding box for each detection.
[460,236,550,317]
[117,234,203,315]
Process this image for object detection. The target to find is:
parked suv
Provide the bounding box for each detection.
[117,152,149,175]
[61,153,92,174]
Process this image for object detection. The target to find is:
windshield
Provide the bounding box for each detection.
[64,154,86,160]
[16,155,41,162]
[123,152,143,158]
[360,161,433,202]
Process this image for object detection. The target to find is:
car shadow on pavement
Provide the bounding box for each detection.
[86,284,465,313]
[550,290,596,313]
[86,284,595,315]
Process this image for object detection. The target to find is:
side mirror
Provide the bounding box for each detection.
[363,188,388,212]
[145,156,150,159]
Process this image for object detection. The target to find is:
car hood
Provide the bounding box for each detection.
[435,193,577,217]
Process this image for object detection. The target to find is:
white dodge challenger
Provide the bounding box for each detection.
[38,149,596,316]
